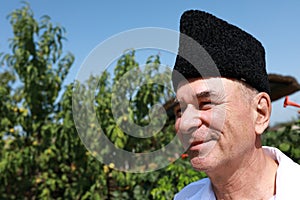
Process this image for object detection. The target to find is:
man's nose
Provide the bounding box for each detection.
[179,104,202,135]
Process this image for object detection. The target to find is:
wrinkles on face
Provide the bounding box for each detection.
[174,78,258,172]
[175,78,227,161]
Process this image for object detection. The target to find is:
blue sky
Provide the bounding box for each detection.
[1,0,300,125]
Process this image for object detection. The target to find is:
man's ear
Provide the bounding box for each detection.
[254,92,272,135]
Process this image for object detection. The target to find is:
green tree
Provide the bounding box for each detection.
[0,3,204,199]
[262,120,300,164]
[0,3,113,199]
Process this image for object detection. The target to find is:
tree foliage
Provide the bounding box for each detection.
[0,3,204,199]
[0,3,299,200]
[262,120,300,164]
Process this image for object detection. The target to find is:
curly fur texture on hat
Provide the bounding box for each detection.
[172,10,270,94]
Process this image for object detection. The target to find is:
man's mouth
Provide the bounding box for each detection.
[189,140,204,151]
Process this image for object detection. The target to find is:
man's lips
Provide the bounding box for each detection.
[189,140,204,151]
[180,130,221,151]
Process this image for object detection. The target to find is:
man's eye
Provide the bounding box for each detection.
[200,101,215,109]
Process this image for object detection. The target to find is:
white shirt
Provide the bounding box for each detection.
[174,146,300,200]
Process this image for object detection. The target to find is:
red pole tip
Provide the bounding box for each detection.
[284,96,300,108]
[284,96,289,108]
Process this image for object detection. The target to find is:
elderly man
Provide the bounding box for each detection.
[172,10,300,200]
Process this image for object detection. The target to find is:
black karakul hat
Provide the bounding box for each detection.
[172,10,270,94]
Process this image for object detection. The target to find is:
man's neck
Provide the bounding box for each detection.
[208,147,278,200]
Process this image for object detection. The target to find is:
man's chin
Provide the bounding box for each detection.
[189,155,213,172]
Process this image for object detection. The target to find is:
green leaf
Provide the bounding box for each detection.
[279,143,291,152]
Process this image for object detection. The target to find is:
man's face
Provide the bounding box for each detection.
[174,77,257,172]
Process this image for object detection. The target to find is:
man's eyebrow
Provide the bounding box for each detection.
[195,90,221,99]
